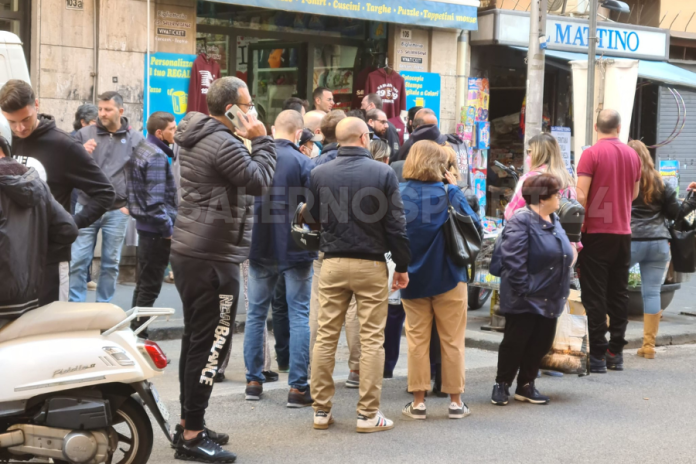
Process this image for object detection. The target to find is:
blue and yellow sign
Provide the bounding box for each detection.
[214,0,477,30]
[402,71,441,123]
[144,52,197,127]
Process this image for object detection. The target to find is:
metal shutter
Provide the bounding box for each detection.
[657,87,696,195]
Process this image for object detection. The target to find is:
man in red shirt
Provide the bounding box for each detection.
[577,109,641,374]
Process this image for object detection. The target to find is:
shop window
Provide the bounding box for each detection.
[196,33,230,77]
[0,0,29,65]
[314,45,358,111]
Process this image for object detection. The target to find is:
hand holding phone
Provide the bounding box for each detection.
[226,106,266,139]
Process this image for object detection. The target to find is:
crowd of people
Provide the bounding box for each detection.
[1,75,696,464]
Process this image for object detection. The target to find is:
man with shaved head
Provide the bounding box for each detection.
[304,110,326,154]
[576,108,641,374]
[308,116,411,433]
[394,107,447,162]
[244,110,316,407]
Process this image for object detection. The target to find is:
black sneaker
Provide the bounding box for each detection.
[383,370,394,379]
[606,351,624,371]
[245,381,263,401]
[263,371,279,382]
[590,355,607,374]
[171,424,229,449]
[514,382,550,404]
[174,431,236,463]
[213,372,225,383]
[491,383,509,406]
[278,365,290,373]
[287,388,313,408]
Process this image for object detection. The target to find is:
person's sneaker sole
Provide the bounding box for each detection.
[491,399,509,406]
[606,364,624,371]
[590,367,608,374]
[174,452,237,463]
[313,417,334,430]
[402,408,426,420]
[245,394,261,401]
[514,394,549,405]
[356,423,395,433]
[449,410,472,419]
[345,381,359,389]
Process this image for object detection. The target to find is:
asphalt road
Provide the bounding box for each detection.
[146,341,696,464]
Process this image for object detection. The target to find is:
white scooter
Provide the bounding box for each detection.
[0,302,175,464]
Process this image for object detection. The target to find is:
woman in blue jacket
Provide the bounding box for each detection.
[399,140,481,420]
[491,174,575,406]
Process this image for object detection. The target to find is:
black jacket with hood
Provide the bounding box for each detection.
[11,115,115,263]
[393,124,447,162]
[171,112,276,263]
[0,166,78,320]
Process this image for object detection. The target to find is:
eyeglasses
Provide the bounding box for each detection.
[377,120,389,124]
[238,102,255,109]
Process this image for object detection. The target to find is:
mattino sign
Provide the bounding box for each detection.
[474,10,669,61]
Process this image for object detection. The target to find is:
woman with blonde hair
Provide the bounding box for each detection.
[505,133,576,220]
[398,140,480,420]
[628,140,696,359]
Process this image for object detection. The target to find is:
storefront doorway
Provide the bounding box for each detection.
[196,2,387,128]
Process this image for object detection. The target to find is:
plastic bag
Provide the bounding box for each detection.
[540,303,589,376]
[386,253,401,305]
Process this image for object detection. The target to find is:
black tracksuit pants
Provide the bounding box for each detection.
[578,233,631,358]
[496,313,558,387]
[171,252,240,431]
[132,231,171,308]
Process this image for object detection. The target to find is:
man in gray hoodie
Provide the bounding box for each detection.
[70,91,144,303]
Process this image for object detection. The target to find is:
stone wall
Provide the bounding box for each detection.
[31,0,196,132]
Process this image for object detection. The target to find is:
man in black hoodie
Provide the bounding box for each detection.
[0,156,78,329]
[394,108,446,162]
[0,80,115,306]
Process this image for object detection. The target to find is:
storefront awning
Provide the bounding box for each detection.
[513,47,696,89]
[206,0,479,30]
[545,49,696,89]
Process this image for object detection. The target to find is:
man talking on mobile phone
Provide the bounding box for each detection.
[170,76,276,463]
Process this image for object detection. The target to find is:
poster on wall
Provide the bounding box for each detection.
[155,6,195,54]
[477,122,490,150]
[144,52,197,128]
[467,78,490,122]
[473,168,487,210]
[659,160,680,196]
[551,126,573,174]
[401,71,441,124]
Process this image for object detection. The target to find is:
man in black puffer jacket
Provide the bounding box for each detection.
[0,157,77,328]
[170,76,275,464]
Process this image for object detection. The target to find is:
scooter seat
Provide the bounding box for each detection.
[0,302,127,344]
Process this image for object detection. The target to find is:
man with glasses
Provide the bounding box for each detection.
[169,76,276,463]
[363,95,400,160]
[307,117,411,433]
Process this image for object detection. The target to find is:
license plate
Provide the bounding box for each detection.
[150,383,170,422]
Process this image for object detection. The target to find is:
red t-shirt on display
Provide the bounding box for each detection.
[365,68,406,119]
[577,137,641,235]
[187,54,221,114]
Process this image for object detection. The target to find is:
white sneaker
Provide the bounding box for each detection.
[402,401,427,420]
[356,410,394,433]
[313,410,334,430]
[448,401,471,419]
[87,281,97,290]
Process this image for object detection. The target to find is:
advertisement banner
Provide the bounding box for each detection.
[659,159,680,196]
[213,0,477,30]
[401,71,441,124]
[144,52,197,127]
[551,126,573,174]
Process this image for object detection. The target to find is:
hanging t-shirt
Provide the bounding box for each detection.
[187,53,221,114]
[388,116,406,146]
[365,68,406,119]
[352,66,376,109]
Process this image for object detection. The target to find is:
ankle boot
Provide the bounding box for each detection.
[637,311,662,359]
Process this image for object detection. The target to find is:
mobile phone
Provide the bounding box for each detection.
[225,105,248,129]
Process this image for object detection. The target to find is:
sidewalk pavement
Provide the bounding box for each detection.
[107,276,696,352]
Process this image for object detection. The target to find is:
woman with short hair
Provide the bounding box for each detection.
[399,140,480,420]
[492,173,575,406]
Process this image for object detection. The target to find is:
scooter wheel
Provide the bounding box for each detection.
[55,397,154,464]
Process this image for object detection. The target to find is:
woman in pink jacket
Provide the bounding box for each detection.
[505,133,577,220]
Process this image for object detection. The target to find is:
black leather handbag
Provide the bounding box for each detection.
[443,187,482,268]
[669,191,696,273]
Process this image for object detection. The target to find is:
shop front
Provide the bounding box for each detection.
[468,9,696,223]
[192,0,479,130]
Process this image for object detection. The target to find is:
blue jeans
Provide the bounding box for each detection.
[69,205,130,303]
[630,240,671,315]
[244,260,312,389]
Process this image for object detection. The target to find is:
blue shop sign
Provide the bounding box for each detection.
[211,0,478,30]
[143,52,197,129]
[402,71,441,123]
